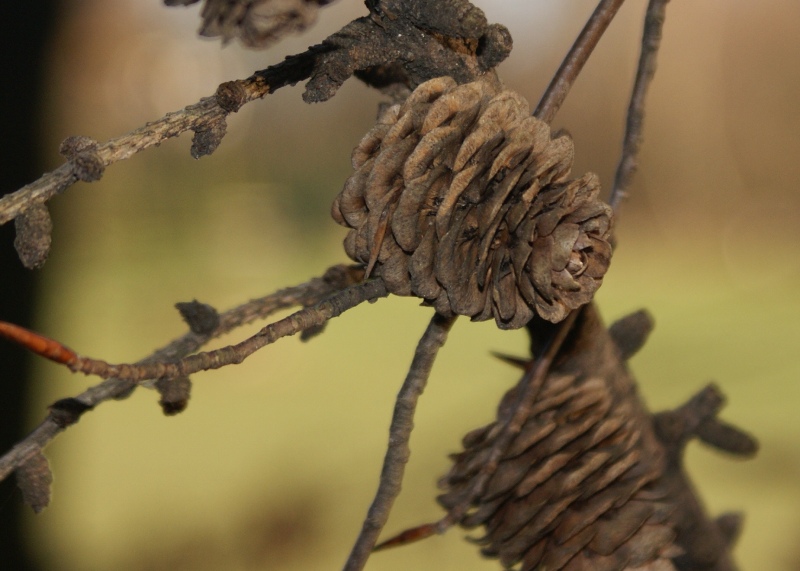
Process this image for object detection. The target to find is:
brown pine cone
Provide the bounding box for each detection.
[165,0,334,47]
[437,370,679,571]
[332,76,613,327]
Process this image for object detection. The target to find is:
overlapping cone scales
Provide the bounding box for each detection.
[332,76,613,326]
[438,372,679,571]
[168,0,331,48]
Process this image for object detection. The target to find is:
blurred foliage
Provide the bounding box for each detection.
[16,0,800,570]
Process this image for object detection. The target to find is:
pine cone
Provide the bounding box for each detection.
[332,76,613,327]
[165,0,334,47]
[437,371,679,571]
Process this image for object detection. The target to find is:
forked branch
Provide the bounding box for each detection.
[0,278,387,382]
[0,264,369,483]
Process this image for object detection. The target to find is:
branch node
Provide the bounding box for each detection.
[72,150,106,182]
[59,135,105,182]
[215,80,248,113]
[58,135,98,158]
[608,308,654,360]
[477,23,513,70]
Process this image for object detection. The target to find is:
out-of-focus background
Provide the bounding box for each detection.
[1,0,798,569]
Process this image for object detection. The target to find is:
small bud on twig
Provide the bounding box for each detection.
[13,203,52,269]
[175,300,221,335]
[155,376,192,415]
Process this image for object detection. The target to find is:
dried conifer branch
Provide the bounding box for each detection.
[0,99,217,227]
[0,276,386,383]
[610,0,669,213]
[0,80,249,228]
[534,0,627,123]
[343,312,456,571]
[2,0,514,245]
[0,264,365,483]
[0,40,337,230]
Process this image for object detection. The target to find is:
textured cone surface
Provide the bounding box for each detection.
[166,0,333,47]
[332,76,613,327]
[438,370,680,570]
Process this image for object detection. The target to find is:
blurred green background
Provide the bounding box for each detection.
[10,0,800,569]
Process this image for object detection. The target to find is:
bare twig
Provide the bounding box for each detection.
[1,95,221,226]
[0,276,386,382]
[609,0,669,213]
[343,312,457,571]
[533,0,627,123]
[0,0,515,230]
[0,264,366,482]
[0,45,326,227]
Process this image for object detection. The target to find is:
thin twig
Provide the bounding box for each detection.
[0,278,386,382]
[0,46,323,227]
[609,0,669,213]
[533,0,627,123]
[0,265,366,482]
[342,312,456,571]
[0,96,220,226]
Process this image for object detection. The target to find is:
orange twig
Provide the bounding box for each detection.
[0,322,77,365]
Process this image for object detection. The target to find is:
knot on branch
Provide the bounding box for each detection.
[16,451,52,514]
[295,0,511,103]
[382,0,487,38]
[438,371,675,570]
[216,80,249,113]
[608,309,654,360]
[59,136,105,183]
[332,76,613,327]
[476,24,514,71]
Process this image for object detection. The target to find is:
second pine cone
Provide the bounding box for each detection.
[332,76,613,327]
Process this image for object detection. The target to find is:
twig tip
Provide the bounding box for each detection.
[0,321,78,365]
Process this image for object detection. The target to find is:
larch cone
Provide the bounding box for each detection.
[332,76,613,327]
